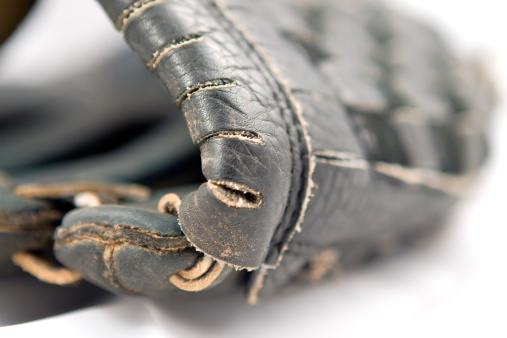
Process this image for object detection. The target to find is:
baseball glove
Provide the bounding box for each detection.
[0,0,496,304]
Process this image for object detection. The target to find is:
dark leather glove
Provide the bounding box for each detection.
[1,0,496,304]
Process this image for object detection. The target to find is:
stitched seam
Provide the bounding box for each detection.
[314,150,469,193]
[196,130,264,145]
[55,235,191,253]
[148,33,205,70]
[208,0,311,266]
[176,78,237,106]
[374,161,474,196]
[116,0,167,31]
[207,179,263,209]
[207,1,302,221]
[103,245,121,289]
[64,222,182,239]
[102,244,138,293]
[314,153,370,170]
[313,150,363,160]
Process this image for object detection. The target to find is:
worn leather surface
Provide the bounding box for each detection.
[87,0,494,300]
[54,205,200,296]
[0,0,496,301]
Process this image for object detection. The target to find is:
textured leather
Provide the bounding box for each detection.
[0,0,496,302]
[55,205,200,296]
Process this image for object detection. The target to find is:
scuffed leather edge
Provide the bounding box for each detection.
[213,0,314,257]
[209,0,316,300]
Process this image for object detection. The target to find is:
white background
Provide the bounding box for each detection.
[0,0,506,337]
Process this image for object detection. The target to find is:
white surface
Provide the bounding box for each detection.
[0,0,506,337]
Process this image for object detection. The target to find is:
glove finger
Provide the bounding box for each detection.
[53,205,219,297]
[1,178,152,276]
[98,0,305,271]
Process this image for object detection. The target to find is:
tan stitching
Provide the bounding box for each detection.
[14,182,150,200]
[55,222,190,253]
[175,78,237,106]
[210,0,314,300]
[314,155,370,170]
[197,130,264,145]
[158,193,181,215]
[55,234,190,253]
[115,0,167,31]
[374,162,476,196]
[148,33,205,70]
[11,252,81,285]
[313,150,370,170]
[103,245,120,288]
[312,151,474,195]
[62,222,181,239]
[207,179,263,209]
[102,244,138,293]
[176,255,214,280]
[170,259,225,292]
[313,150,362,160]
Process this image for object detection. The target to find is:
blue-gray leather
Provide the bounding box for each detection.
[0,0,495,302]
[54,205,198,296]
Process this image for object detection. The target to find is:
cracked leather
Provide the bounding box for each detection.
[0,0,496,301]
[89,0,494,300]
